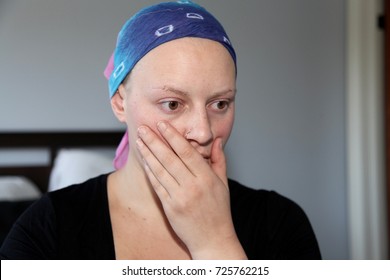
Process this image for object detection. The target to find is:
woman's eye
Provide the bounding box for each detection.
[211,100,229,111]
[160,100,181,112]
[168,101,179,110]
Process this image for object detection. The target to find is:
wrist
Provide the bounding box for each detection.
[190,235,248,260]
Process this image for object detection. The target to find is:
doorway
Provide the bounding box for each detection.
[385,0,390,259]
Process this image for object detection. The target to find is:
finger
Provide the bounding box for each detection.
[135,136,179,194]
[210,138,228,186]
[156,121,208,176]
[137,125,191,185]
[143,158,171,200]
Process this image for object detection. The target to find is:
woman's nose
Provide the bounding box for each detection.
[185,110,213,145]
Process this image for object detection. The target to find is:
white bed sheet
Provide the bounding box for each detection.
[48,148,115,192]
[0,176,42,201]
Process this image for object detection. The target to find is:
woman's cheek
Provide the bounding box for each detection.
[214,115,235,145]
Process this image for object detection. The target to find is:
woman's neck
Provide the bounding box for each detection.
[107,155,192,260]
[108,154,163,214]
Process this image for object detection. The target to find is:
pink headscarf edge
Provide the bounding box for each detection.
[104,52,129,170]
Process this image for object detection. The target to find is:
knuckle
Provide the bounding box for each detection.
[179,146,194,159]
[163,153,177,167]
[171,184,202,212]
[152,165,166,179]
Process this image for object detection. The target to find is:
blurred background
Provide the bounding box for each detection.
[0,0,387,259]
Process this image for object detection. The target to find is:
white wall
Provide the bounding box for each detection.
[0,0,348,259]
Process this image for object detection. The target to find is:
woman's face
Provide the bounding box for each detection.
[117,37,236,165]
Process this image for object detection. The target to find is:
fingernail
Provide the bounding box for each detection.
[143,161,150,171]
[136,138,143,148]
[216,138,223,149]
[157,121,167,132]
[138,126,147,136]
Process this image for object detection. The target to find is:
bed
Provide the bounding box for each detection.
[0,130,124,246]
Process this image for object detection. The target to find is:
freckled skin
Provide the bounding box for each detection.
[109,37,246,260]
[118,37,236,169]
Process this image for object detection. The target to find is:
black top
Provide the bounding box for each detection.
[0,174,321,259]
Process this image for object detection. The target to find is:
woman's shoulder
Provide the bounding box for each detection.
[47,173,110,230]
[228,178,313,234]
[48,173,109,202]
[0,190,57,259]
[228,178,302,213]
[228,178,322,259]
[0,174,113,259]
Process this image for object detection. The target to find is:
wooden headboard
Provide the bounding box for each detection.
[0,131,124,193]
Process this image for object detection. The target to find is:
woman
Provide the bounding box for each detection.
[0,1,321,260]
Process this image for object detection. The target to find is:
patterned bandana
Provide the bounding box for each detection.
[104,0,236,169]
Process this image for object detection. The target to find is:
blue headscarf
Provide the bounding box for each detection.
[104,1,237,169]
[107,0,236,98]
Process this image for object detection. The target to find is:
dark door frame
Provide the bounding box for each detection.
[385,0,390,259]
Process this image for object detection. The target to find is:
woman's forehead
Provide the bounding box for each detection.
[133,37,235,74]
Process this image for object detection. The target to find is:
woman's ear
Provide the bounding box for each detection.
[111,85,126,123]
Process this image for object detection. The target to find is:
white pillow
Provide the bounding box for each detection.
[0,176,42,201]
[48,149,115,192]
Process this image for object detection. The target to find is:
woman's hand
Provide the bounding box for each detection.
[136,121,247,259]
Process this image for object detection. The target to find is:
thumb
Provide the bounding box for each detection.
[210,138,228,186]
